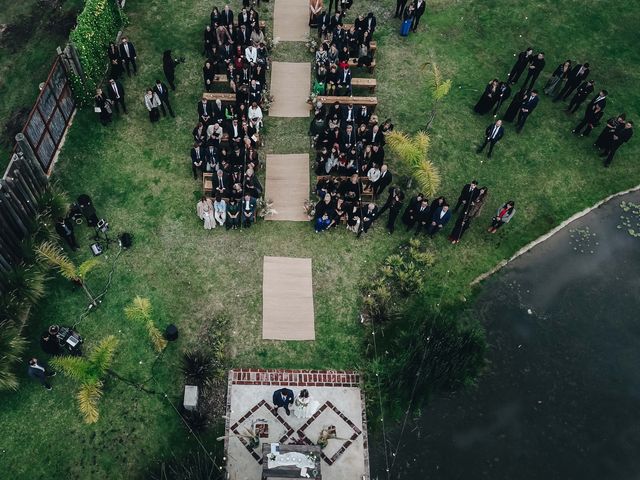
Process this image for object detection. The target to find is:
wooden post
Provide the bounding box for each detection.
[0,208,21,249]
[66,43,86,82]
[15,134,47,179]
[14,159,41,200]
[0,181,29,236]
[9,173,37,216]
[16,150,47,193]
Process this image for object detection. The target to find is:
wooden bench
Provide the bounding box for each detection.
[315,175,375,200]
[313,95,378,110]
[347,58,376,73]
[203,173,213,195]
[202,92,236,104]
[351,77,377,93]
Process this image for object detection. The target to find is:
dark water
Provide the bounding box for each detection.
[371,191,640,480]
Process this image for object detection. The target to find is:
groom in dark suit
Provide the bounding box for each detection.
[272,387,295,416]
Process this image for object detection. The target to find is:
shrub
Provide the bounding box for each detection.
[0,321,28,391]
[69,0,125,103]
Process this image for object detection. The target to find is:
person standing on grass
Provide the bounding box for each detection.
[492,81,511,117]
[94,88,112,125]
[507,47,533,85]
[412,0,426,32]
[119,37,137,77]
[522,52,545,91]
[144,89,162,123]
[594,113,626,151]
[488,201,516,233]
[107,78,127,114]
[55,217,79,251]
[27,358,56,391]
[572,104,603,137]
[191,143,204,180]
[601,121,633,168]
[515,90,539,133]
[400,2,415,37]
[378,187,405,234]
[453,180,479,213]
[543,59,571,96]
[554,62,590,102]
[163,50,178,90]
[395,0,408,18]
[566,79,594,114]
[153,79,175,117]
[476,119,504,158]
[427,203,451,237]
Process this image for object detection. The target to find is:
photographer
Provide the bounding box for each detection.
[162,50,184,90]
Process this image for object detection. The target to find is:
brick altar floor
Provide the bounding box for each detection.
[224,369,370,480]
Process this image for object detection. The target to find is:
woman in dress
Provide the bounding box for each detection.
[226,197,240,230]
[473,79,499,114]
[309,0,323,27]
[544,59,571,96]
[107,42,123,79]
[210,7,221,26]
[197,196,215,230]
[503,88,527,122]
[488,201,515,233]
[143,89,161,122]
[293,389,321,418]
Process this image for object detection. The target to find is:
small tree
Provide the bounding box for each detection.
[424,62,452,129]
[124,296,168,353]
[36,241,101,307]
[51,335,119,423]
[387,130,441,197]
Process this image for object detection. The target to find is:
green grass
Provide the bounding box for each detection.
[1,0,640,478]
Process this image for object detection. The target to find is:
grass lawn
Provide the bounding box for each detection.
[1,0,639,478]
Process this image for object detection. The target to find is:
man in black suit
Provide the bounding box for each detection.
[357,105,371,125]
[153,79,174,117]
[515,90,539,133]
[340,124,356,150]
[372,164,392,196]
[378,187,405,234]
[213,169,230,196]
[337,65,352,96]
[357,203,379,237]
[572,104,603,137]
[427,204,451,237]
[107,78,127,114]
[191,143,204,179]
[119,37,137,76]
[341,103,357,124]
[586,90,608,112]
[365,124,385,147]
[413,198,432,234]
[366,12,377,35]
[27,358,55,391]
[567,79,595,113]
[507,47,533,85]
[318,10,331,30]
[412,0,426,32]
[197,97,212,124]
[522,52,545,91]
[554,62,590,102]
[602,121,633,167]
[221,4,234,27]
[453,180,479,213]
[493,81,511,116]
[55,217,79,250]
[272,387,294,416]
[476,119,504,158]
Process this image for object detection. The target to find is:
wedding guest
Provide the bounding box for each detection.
[293,389,321,418]
[214,195,227,226]
[197,196,215,230]
[488,201,516,233]
[143,88,162,122]
[226,197,241,229]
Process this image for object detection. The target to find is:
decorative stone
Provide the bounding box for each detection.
[183,385,198,411]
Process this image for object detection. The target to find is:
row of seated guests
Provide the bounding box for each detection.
[196,97,263,137]
[197,193,259,230]
[203,46,268,93]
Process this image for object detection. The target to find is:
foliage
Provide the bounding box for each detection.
[424,62,452,129]
[37,182,70,222]
[151,451,224,480]
[182,350,216,386]
[69,0,125,103]
[51,335,118,423]
[124,296,168,352]
[386,130,441,197]
[1,264,48,309]
[0,320,28,391]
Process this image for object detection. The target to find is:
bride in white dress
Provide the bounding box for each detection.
[196,196,215,230]
[293,389,320,419]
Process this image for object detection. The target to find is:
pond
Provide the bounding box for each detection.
[371,190,640,480]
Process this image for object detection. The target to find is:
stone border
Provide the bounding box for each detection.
[471,184,640,285]
[230,368,361,387]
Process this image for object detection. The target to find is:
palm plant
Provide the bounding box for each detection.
[51,335,119,423]
[386,131,441,197]
[124,296,167,353]
[0,320,28,391]
[424,62,452,129]
[36,241,101,307]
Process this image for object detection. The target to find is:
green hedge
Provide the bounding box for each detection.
[70,0,125,105]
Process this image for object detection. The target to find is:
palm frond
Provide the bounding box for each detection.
[51,355,91,383]
[433,79,452,101]
[0,321,28,391]
[87,335,118,378]
[413,160,442,197]
[147,323,168,352]
[124,296,152,323]
[77,381,103,424]
[77,258,101,279]
[414,131,430,153]
[36,241,78,281]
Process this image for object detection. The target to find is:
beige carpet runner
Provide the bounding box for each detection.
[268,62,311,118]
[273,0,310,41]
[265,153,309,222]
[262,256,315,340]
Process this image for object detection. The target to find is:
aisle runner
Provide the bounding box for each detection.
[269,62,311,118]
[273,0,310,41]
[262,256,315,340]
[265,153,309,222]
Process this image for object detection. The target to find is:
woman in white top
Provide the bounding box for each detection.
[367,164,381,183]
[293,389,320,419]
[213,194,227,226]
[248,102,263,131]
[245,44,258,64]
[196,196,215,230]
[144,89,162,122]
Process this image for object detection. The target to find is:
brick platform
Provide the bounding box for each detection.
[230,368,360,387]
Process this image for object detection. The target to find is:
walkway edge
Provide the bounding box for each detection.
[471,183,640,285]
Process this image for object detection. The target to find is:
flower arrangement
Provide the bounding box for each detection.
[261,87,274,112]
[257,198,277,218]
[303,200,316,220]
[307,92,318,105]
[265,35,280,51]
[305,35,318,53]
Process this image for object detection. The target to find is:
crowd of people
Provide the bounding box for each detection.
[194,5,271,230]
[472,47,633,167]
